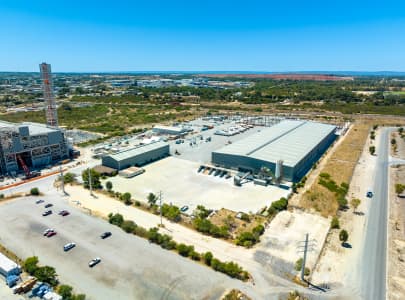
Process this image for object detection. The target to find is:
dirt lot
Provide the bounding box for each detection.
[103,156,290,214]
[388,164,405,300]
[254,210,330,278]
[299,121,372,217]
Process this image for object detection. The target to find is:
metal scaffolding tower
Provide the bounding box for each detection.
[39,63,58,127]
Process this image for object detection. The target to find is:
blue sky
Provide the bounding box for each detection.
[0,0,405,72]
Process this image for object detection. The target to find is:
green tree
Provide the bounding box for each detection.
[121,192,132,205]
[147,193,157,207]
[351,198,361,213]
[339,229,349,244]
[395,183,405,195]
[81,168,101,189]
[30,187,40,196]
[203,252,213,265]
[369,146,376,155]
[58,285,73,300]
[105,181,113,191]
[23,256,39,275]
[73,295,86,300]
[34,266,58,286]
[108,213,124,227]
[62,173,76,184]
[391,138,397,145]
[331,216,340,229]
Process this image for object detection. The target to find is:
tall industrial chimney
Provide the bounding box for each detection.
[39,63,58,127]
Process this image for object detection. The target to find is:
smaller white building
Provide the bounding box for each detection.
[0,253,21,277]
[43,292,62,300]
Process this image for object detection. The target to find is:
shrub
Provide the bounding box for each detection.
[252,224,265,236]
[121,220,136,233]
[105,181,113,191]
[34,266,58,286]
[339,229,349,243]
[30,187,40,196]
[331,216,340,229]
[24,256,39,275]
[190,251,201,261]
[0,194,4,199]
[108,213,124,227]
[203,252,213,265]
[135,201,141,206]
[369,146,376,155]
[395,183,405,195]
[58,285,73,299]
[236,232,258,246]
[294,258,303,271]
[161,204,181,222]
[240,213,250,222]
[176,244,194,257]
[268,197,288,215]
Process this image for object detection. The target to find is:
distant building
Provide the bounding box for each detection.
[0,121,68,175]
[152,125,191,136]
[102,141,169,170]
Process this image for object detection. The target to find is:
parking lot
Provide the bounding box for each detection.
[103,156,290,214]
[0,195,249,300]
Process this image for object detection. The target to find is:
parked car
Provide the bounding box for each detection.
[42,210,52,216]
[58,210,70,216]
[88,258,101,268]
[63,243,76,252]
[43,228,54,236]
[180,205,189,212]
[46,231,57,238]
[100,232,112,239]
[35,199,44,204]
[44,203,53,208]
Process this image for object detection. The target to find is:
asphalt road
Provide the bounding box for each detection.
[0,194,252,300]
[360,127,390,300]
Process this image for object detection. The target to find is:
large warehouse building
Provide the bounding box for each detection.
[212,120,336,182]
[102,141,169,170]
[0,121,68,175]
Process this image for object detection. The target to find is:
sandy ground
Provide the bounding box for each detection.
[311,126,379,294]
[387,135,405,300]
[102,156,290,214]
[255,210,330,277]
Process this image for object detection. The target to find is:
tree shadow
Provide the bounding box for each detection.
[354,211,364,216]
[342,242,352,248]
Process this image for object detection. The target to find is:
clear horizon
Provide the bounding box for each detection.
[1,1,405,72]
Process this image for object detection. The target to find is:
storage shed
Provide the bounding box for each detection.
[102,141,169,170]
[0,253,21,277]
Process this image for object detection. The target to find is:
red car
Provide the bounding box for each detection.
[58,210,70,216]
[46,231,57,238]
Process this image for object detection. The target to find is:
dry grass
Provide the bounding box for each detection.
[300,121,371,217]
[209,208,266,238]
[300,116,405,217]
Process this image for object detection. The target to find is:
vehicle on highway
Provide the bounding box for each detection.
[42,210,52,216]
[43,228,54,236]
[58,210,70,216]
[46,231,57,238]
[35,199,44,204]
[88,257,101,268]
[180,205,189,212]
[100,232,112,239]
[44,203,53,208]
[63,242,76,252]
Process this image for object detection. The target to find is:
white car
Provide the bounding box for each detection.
[63,243,76,252]
[89,257,101,268]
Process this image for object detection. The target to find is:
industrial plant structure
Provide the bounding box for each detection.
[0,63,70,177]
[0,121,68,176]
[102,141,169,170]
[212,120,336,182]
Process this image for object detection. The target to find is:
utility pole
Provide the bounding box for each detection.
[159,191,163,226]
[297,233,317,282]
[88,168,93,196]
[60,166,65,195]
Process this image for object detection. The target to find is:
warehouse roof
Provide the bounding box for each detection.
[107,141,169,162]
[214,120,336,167]
[152,125,188,133]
